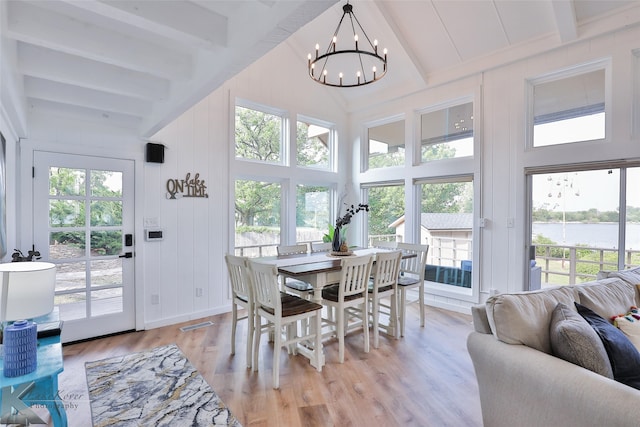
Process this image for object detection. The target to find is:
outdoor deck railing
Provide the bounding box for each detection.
[534,243,640,286]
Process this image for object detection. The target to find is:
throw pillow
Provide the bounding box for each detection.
[576,302,640,390]
[612,306,640,352]
[549,303,613,378]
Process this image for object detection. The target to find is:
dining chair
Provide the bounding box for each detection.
[247,260,323,389]
[310,241,332,253]
[277,244,314,297]
[368,250,403,348]
[224,254,254,369]
[321,254,374,363]
[396,242,429,337]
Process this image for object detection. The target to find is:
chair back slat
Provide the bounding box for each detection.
[248,260,281,316]
[339,255,374,298]
[225,254,252,300]
[277,244,308,256]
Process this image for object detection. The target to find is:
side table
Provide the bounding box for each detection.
[1,330,66,426]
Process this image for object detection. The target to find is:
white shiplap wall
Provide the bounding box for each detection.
[7,23,640,330]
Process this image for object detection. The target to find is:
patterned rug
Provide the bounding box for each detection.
[85,344,242,427]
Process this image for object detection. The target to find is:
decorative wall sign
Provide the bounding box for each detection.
[166,173,208,199]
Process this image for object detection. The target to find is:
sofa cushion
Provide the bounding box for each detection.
[486,285,579,353]
[612,307,640,351]
[549,302,613,378]
[577,278,636,320]
[607,266,640,285]
[576,302,640,390]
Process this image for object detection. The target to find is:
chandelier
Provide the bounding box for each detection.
[308,2,387,88]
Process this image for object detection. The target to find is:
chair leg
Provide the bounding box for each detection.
[362,301,369,354]
[313,311,323,372]
[390,293,399,340]
[419,283,425,327]
[253,315,261,372]
[246,309,254,369]
[399,288,407,338]
[273,321,282,389]
[337,307,345,363]
[231,303,237,356]
[372,297,380,349]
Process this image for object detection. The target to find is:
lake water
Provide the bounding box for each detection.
[532,222,640,249]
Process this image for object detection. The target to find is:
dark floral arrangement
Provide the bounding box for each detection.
[335,203,370,228]
[323,202,370,251]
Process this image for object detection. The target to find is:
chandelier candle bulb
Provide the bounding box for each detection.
[332,36,337,52]
[315,43,319,59]
[374,39,378,53]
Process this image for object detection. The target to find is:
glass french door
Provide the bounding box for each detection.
[33,152,135,343]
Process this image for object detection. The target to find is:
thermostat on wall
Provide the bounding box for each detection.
[145,229,164,241]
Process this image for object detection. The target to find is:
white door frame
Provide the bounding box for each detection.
[19,140,145,341]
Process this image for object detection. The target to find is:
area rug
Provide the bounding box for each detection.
[85,344,242,427]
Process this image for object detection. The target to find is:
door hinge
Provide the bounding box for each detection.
[32,166,35,178]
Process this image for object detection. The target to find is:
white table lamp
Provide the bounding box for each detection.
[0,262,57,323]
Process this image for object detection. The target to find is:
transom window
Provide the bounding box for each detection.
[297,118,332,170]
[235,104,285,164]
[366,119,405,170]
[420,102,474,162]
[529,66,606,147]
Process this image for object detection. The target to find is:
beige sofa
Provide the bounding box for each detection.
[467,274,640,427]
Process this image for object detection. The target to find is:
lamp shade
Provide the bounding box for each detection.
[0,262,56,322]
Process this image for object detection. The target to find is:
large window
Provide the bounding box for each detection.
[530,67,606,147]
[233,100,336,255]
[235,105,284,164]
[296,185,330,243]
[419,177,474,289]
[234,179,281,257]
[364,183,405,244]
[420,102,474,162]
[366,119,405,170]
[529,166,640,287]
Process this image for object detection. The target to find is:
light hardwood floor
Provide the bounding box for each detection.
[49,304,482,426]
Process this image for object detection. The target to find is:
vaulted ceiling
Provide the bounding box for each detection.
[1,0,639,139]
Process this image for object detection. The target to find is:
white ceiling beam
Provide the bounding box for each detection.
[139,0,337,137]
[18,43,169,101]
[7,1,192,80]
[62,0,228,51]
[375,0,429,86]
[24,77,152,118]
[551,0,578,42]
[27,98,142,129]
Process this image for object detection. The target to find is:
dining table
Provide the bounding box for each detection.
[255,247,415,368]
[257,247,407,302]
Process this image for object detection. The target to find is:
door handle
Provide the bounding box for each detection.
[119,252,133,259]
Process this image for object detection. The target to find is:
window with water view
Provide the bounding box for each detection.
[530,167,640,287]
